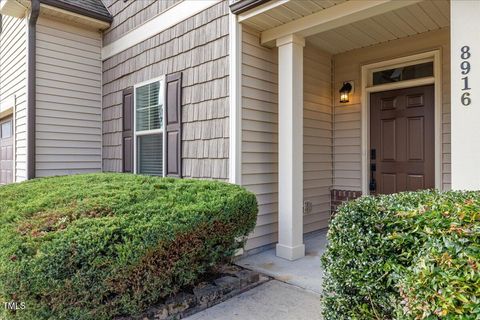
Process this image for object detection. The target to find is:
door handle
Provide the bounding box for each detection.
[370,161,376,192]
[370,148,376,160]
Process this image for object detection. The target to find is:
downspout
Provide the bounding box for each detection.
[27,0,40,180]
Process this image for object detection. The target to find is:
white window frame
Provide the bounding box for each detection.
[133,76,166,176]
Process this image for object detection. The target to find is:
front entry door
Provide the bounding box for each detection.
[370,85,434,194]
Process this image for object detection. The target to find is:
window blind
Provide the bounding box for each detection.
[137,134,163,176]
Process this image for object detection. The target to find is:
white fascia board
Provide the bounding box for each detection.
[238,0,290,23]
[261,0,421,45]
[102,0,220,60]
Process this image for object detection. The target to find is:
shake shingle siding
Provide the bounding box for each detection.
[102,0,182,45]
[102,1,229,179]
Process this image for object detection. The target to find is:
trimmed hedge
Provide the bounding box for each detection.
[321,190,480,319]
[0,173,258,319]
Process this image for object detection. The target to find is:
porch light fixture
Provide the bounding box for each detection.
[339,81,353,103]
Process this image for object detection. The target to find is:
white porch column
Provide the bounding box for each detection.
[276,34,305,261]
[451,0,480,190]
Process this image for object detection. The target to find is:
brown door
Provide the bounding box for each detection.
[370,85,434,194]
[0,117,13,185]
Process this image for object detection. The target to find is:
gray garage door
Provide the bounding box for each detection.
[0,117,13,185]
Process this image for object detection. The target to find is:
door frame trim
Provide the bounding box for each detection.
[360,50,442,195]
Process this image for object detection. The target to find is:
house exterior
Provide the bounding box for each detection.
[0,0,479,260]
[0,0,110,182]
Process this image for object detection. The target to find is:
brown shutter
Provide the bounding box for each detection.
[122,87,134,172]
[165,72,182,177]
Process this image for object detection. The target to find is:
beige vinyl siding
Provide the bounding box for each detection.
[102,0,182,45]
[0,15,27,181]
[333,28,451,191]
[35,17,102,177]
[102,1,229,179]
[241,26,279,250]
[303,45,332,233]
[241,27,333,250]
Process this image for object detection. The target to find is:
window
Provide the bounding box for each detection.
[0,120,12,139]
[372,62,433,85]
[134,78,165,176]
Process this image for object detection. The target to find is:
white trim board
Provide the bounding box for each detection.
[228,13,242,185]
[450,0,480,190]
[102,0,220,60]
[12,100,16,183]
[360,50,443,194]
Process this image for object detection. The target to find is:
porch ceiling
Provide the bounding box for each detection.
[238,0,347,30]
[239,0,450,54]
[307,0,449,54]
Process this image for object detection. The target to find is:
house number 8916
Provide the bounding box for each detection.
[460,45,472,106]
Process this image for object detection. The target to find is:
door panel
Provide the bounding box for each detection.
[0,117,13,185]
[407,174,424,190]
[381,119,396,161]
[406,94,424,107]
[381,97,397,110]
[407,117,424,161]
[382,174,397,194]
[370,85,434,194]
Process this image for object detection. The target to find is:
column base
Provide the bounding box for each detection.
[276,243,305,261]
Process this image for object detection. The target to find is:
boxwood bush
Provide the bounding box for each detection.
[321,190,479,319]
[0,173,258,320]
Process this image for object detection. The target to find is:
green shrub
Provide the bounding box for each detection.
[321,190,480,320]
[0,173,258,320]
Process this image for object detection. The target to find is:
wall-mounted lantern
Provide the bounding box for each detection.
[339,81,353,103]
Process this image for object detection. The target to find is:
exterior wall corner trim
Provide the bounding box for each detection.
[229,12,242,184]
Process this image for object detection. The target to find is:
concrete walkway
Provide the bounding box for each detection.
[185,230,327,320]
[237,229,327,294]
[185,280,322,320]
